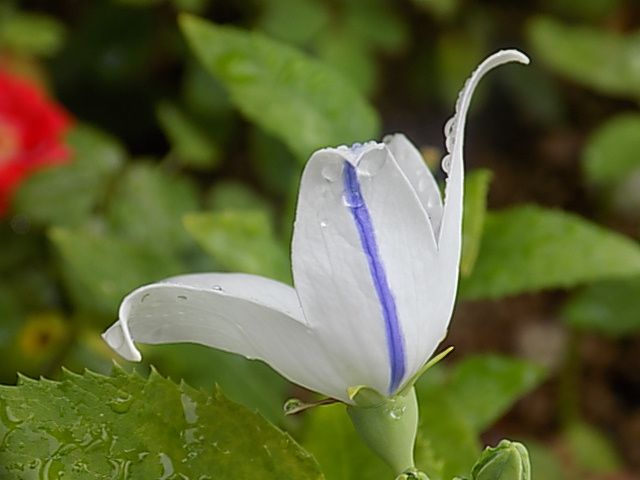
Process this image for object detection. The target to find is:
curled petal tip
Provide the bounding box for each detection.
[102,320,142,362]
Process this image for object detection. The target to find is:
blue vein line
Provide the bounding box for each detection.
[342,161,406,393]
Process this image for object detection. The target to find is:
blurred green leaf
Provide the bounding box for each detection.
[0,11,66,56]
[144,343,290,424]
[460,205,640,299]
[184,210,291,283]
[415,372,480,480]
[14,125,125,227]
[207,181,271,214]
[448,355,546,433]
[316,30,378,96]
[107,162,199,255]
[527,16,640,99]
[525,441,566,480]
[250,127,300,196]
[342,0,408,54]
[156,101,221,170]
[563,275,640,336]
[435,30,486,104]
[461,169,492,277]
[258,0,329,46]
[180,14,380,161]
[542,0,622,22]
[0,368,323,479]
[583,114,640,188]
[49,227,182,317]
[302,404,393,480]
[564,422,622,474]
[411,0,460,21]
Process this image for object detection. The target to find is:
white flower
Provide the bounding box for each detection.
[102,50,529,404]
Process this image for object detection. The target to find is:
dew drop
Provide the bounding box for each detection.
[441,155,452,174]
[140,293,150,303]
[108,394,133,414]
[342,191,364,208]
[181,393,199,424]
[358,150,386,177]
[389,404,406,420]
[158,453,174,480]
[321,162,342,182]
[283,398,303,415]
[177,295,187,301]
[211,285,223,292]
[319,221,328,228]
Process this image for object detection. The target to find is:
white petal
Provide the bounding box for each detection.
[438,49,530,301]
[102,273,350,402]
[384,133,443,235]
[291,143,442,395]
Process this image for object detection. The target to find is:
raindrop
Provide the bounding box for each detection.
[283,398,303,415]
[342,191,364,208]
[158,453,174,480]
[177,295,188,301]
[211,285,223,292]
[319,221,328,228]
[140,293,150,303]
[321,162,342,182]
[108,394,133,414]
[389,404,406,420]
[181,393,199,424]
[441,155,452,174]
[358,151,386,177]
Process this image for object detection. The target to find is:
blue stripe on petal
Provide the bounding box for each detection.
[343,160,406,393]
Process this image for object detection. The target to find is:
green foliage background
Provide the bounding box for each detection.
[1,0,640,478]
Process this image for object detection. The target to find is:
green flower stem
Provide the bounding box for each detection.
[347,387,419,475]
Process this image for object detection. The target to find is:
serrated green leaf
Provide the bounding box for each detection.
[527,16,640,99]
[460,205,640,299]
[49,227,183,317]
[184,210,291,283]
[0,368,323,479]
[563,275,640,336]
[180,14,380,161]
[14,125,125,227]
[461,169,492,277]
[583,114,640,188]
[302,404,393,480]
[107,163,199,255]
[144,344,290,424]
[448,355,546,433]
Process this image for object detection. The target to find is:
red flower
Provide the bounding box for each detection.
[0,70,72,216]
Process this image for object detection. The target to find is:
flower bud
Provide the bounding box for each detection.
[347,387,419,475]
[471,440,531,480]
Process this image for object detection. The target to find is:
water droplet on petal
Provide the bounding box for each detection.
[441,154,452,174]
[319,221,328,228]
[343,192,364,208]
[322,162,343,182]
[358,150,386,177]
[177,295,187,301]
[211,285,223,292]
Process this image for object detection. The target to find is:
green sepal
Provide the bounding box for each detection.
[471,440,531,480]
[398,346,454,396]
[347,387,419,475]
